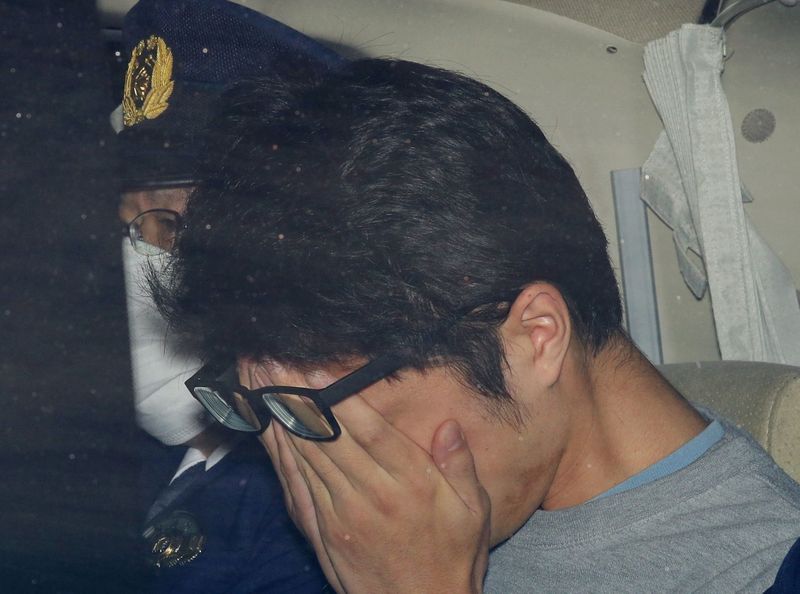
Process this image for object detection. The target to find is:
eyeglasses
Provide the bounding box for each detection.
[185,353,407,441]
[128,208,182,255]
[184,295,516,441]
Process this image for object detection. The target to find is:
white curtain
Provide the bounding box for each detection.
[640,24,800,365]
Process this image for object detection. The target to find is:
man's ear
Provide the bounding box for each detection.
[501,283,572,387]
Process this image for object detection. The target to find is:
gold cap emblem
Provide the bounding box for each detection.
[123,35,175,128]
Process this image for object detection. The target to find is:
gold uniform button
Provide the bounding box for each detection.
[143,510,206,569]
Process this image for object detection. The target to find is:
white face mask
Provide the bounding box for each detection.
[122,239,212,445]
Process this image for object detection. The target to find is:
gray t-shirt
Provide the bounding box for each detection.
[485,421,800,593]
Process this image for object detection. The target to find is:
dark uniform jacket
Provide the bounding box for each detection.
[142,438,327,593]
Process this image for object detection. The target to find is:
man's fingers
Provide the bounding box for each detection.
[259,425,291,497]
[320,394,430,480]
[285,430,362,512]
[264,424,309,530]
[273,427,347,594]
[431,419,491,515]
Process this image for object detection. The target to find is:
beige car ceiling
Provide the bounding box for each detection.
[99,0,800,364]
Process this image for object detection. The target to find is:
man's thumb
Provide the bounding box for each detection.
[431,419,487,512]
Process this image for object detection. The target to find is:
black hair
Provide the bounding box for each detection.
[153,58,622,401]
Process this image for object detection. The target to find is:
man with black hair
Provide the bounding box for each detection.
[160,59,800,593]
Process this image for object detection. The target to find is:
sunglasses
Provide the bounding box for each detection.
[185,353,405,441]
[185,293,516,441]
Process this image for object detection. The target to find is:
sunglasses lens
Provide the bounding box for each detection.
[262,393,335,439]
[129,210,180,255]
[193,386,262,432]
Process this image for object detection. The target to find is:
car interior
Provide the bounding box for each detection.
[98,0,800,480]
[3,1,798,591]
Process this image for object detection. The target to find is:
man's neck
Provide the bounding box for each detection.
[542,339,707,510]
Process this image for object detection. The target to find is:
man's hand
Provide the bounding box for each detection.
[261,394,491,594]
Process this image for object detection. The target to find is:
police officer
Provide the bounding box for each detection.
[115,1,344,591]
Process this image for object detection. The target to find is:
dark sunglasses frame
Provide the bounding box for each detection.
[185,292,518,441]
[185,352,405,441]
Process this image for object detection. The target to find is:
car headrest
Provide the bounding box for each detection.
[660,361,800,482]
